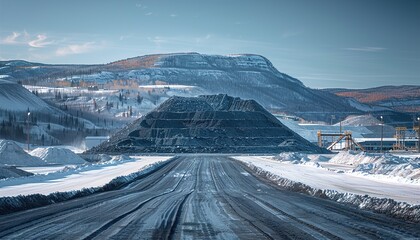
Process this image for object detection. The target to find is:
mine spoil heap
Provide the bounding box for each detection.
[89,94,326,154]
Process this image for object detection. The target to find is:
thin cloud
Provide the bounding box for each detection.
[2,32,21,44]
[195,34,211,44]
[56,42,96,56]
[170,14,177,17]
[148,36,167,47]
[1,31,53,48]
[344,47,386,52]
[145,12,153,16]
[28,34,53,48]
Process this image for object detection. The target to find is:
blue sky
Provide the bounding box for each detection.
[0,0,419,89]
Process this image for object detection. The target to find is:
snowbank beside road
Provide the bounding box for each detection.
[0,156,172,197]
[235,155,420,205]
[0,156,175,214]
[234,154,420,222]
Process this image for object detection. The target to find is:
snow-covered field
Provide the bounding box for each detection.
[234,152,420,205]
[0,156,172,197]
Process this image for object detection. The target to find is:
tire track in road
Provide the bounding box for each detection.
[209,158,276,239]
[218,160,342,239]
[230,158,420,239]
[0,157,182,239]
[83,159,197,240]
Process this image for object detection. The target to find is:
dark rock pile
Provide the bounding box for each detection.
[88,94,327,154]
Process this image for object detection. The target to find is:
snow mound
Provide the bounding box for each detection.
[330,151,420,181]
[276,152,309,161]
[335,114,381,126]
[0,140,46,166]
[0,166,34,179]
[275,152,321,166]
[30,147,87,165]
[330,151,381,165]
[111,155,133,162]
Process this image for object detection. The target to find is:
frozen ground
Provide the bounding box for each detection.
[0,156,172,197]
[233,152,420,205]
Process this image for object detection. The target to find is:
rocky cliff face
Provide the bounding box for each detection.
[88,94,328,154]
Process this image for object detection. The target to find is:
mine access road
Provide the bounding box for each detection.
[0,155,419,239]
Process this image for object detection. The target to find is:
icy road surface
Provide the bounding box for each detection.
[0,156,419,239]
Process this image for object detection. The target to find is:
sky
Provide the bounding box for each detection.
[0,0,419,89]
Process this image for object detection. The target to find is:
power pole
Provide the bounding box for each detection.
[27,111,31,151]
[380,116,384,153]
[418,117,420,153]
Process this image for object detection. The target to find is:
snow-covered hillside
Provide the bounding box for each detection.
[0,53,361,122]
[0,80,52,112]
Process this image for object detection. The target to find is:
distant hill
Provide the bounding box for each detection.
[0,53,413,125]
[326,85,420,114]
[1,53,361,122]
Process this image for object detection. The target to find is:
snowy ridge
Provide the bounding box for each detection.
[238,160,420,223]
[0,80,52,112]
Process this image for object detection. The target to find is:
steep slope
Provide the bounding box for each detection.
[0,80,54,112]
[88,94,327,154]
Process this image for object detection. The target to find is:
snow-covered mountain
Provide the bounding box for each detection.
[1,53,360,122]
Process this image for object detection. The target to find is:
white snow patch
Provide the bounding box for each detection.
[30,147,87,165]
[139,84,196,89]
[0,140,47,167]
[334,114,381,127]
